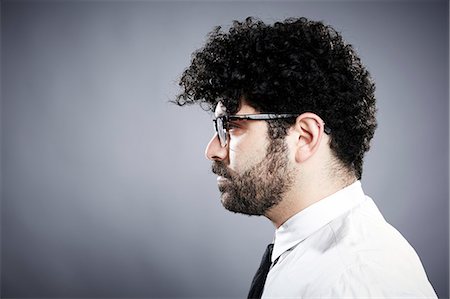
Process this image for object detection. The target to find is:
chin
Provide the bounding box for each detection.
[220,195,262,216]
[220,193,237,212]
[219,193,230,207]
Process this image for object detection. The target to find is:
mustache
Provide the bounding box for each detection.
[211,161,233,179]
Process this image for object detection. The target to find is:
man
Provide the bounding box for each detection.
[175,17,437,298]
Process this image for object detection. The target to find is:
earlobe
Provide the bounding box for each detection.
[292,113,325,163]
[295,134,313,163]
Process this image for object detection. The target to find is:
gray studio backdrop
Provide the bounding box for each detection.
[1,1,448,298]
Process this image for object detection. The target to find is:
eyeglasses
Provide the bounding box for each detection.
[213,113,332,147]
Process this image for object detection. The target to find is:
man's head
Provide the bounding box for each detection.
[175,17,377,216]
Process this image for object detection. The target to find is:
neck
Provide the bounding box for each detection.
[265,176,357,228]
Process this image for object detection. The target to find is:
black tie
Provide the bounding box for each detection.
[247,243,274,299]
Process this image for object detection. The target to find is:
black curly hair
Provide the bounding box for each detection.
[175,17,377,179]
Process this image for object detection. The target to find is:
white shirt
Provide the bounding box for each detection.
[262,181,437,298]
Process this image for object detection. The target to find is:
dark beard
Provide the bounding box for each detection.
[211,138,294,216]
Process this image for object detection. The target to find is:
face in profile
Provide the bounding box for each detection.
[208,102,295,216]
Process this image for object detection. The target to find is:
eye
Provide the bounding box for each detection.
[227,121,241,130]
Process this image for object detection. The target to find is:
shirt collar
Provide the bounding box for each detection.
[272,180,366,263]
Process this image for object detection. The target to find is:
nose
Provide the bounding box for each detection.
[205,133,228,161]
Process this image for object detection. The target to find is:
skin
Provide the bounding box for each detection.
[206,100,356,228]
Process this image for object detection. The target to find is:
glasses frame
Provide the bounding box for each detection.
[213,113,331,147]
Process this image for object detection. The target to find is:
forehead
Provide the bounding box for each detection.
[214,101,258,117]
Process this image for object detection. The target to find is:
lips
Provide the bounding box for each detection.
[217,176,229,182]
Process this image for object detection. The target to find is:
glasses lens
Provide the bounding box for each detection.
[216,117,227,147]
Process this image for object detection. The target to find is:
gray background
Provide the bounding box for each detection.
[1,0,448,298]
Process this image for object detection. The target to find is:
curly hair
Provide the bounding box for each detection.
[175,17,377,179]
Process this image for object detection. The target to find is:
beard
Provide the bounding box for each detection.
[211,138,295,216]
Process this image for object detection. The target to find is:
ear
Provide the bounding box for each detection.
[290,113,327,163]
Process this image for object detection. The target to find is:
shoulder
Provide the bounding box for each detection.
[321,261,437,298]
[320,199,437,298]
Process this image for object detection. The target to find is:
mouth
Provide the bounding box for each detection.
[211,162,232,180]
[216,176,230,193]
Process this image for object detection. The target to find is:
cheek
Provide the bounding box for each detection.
[228,133,269,173]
